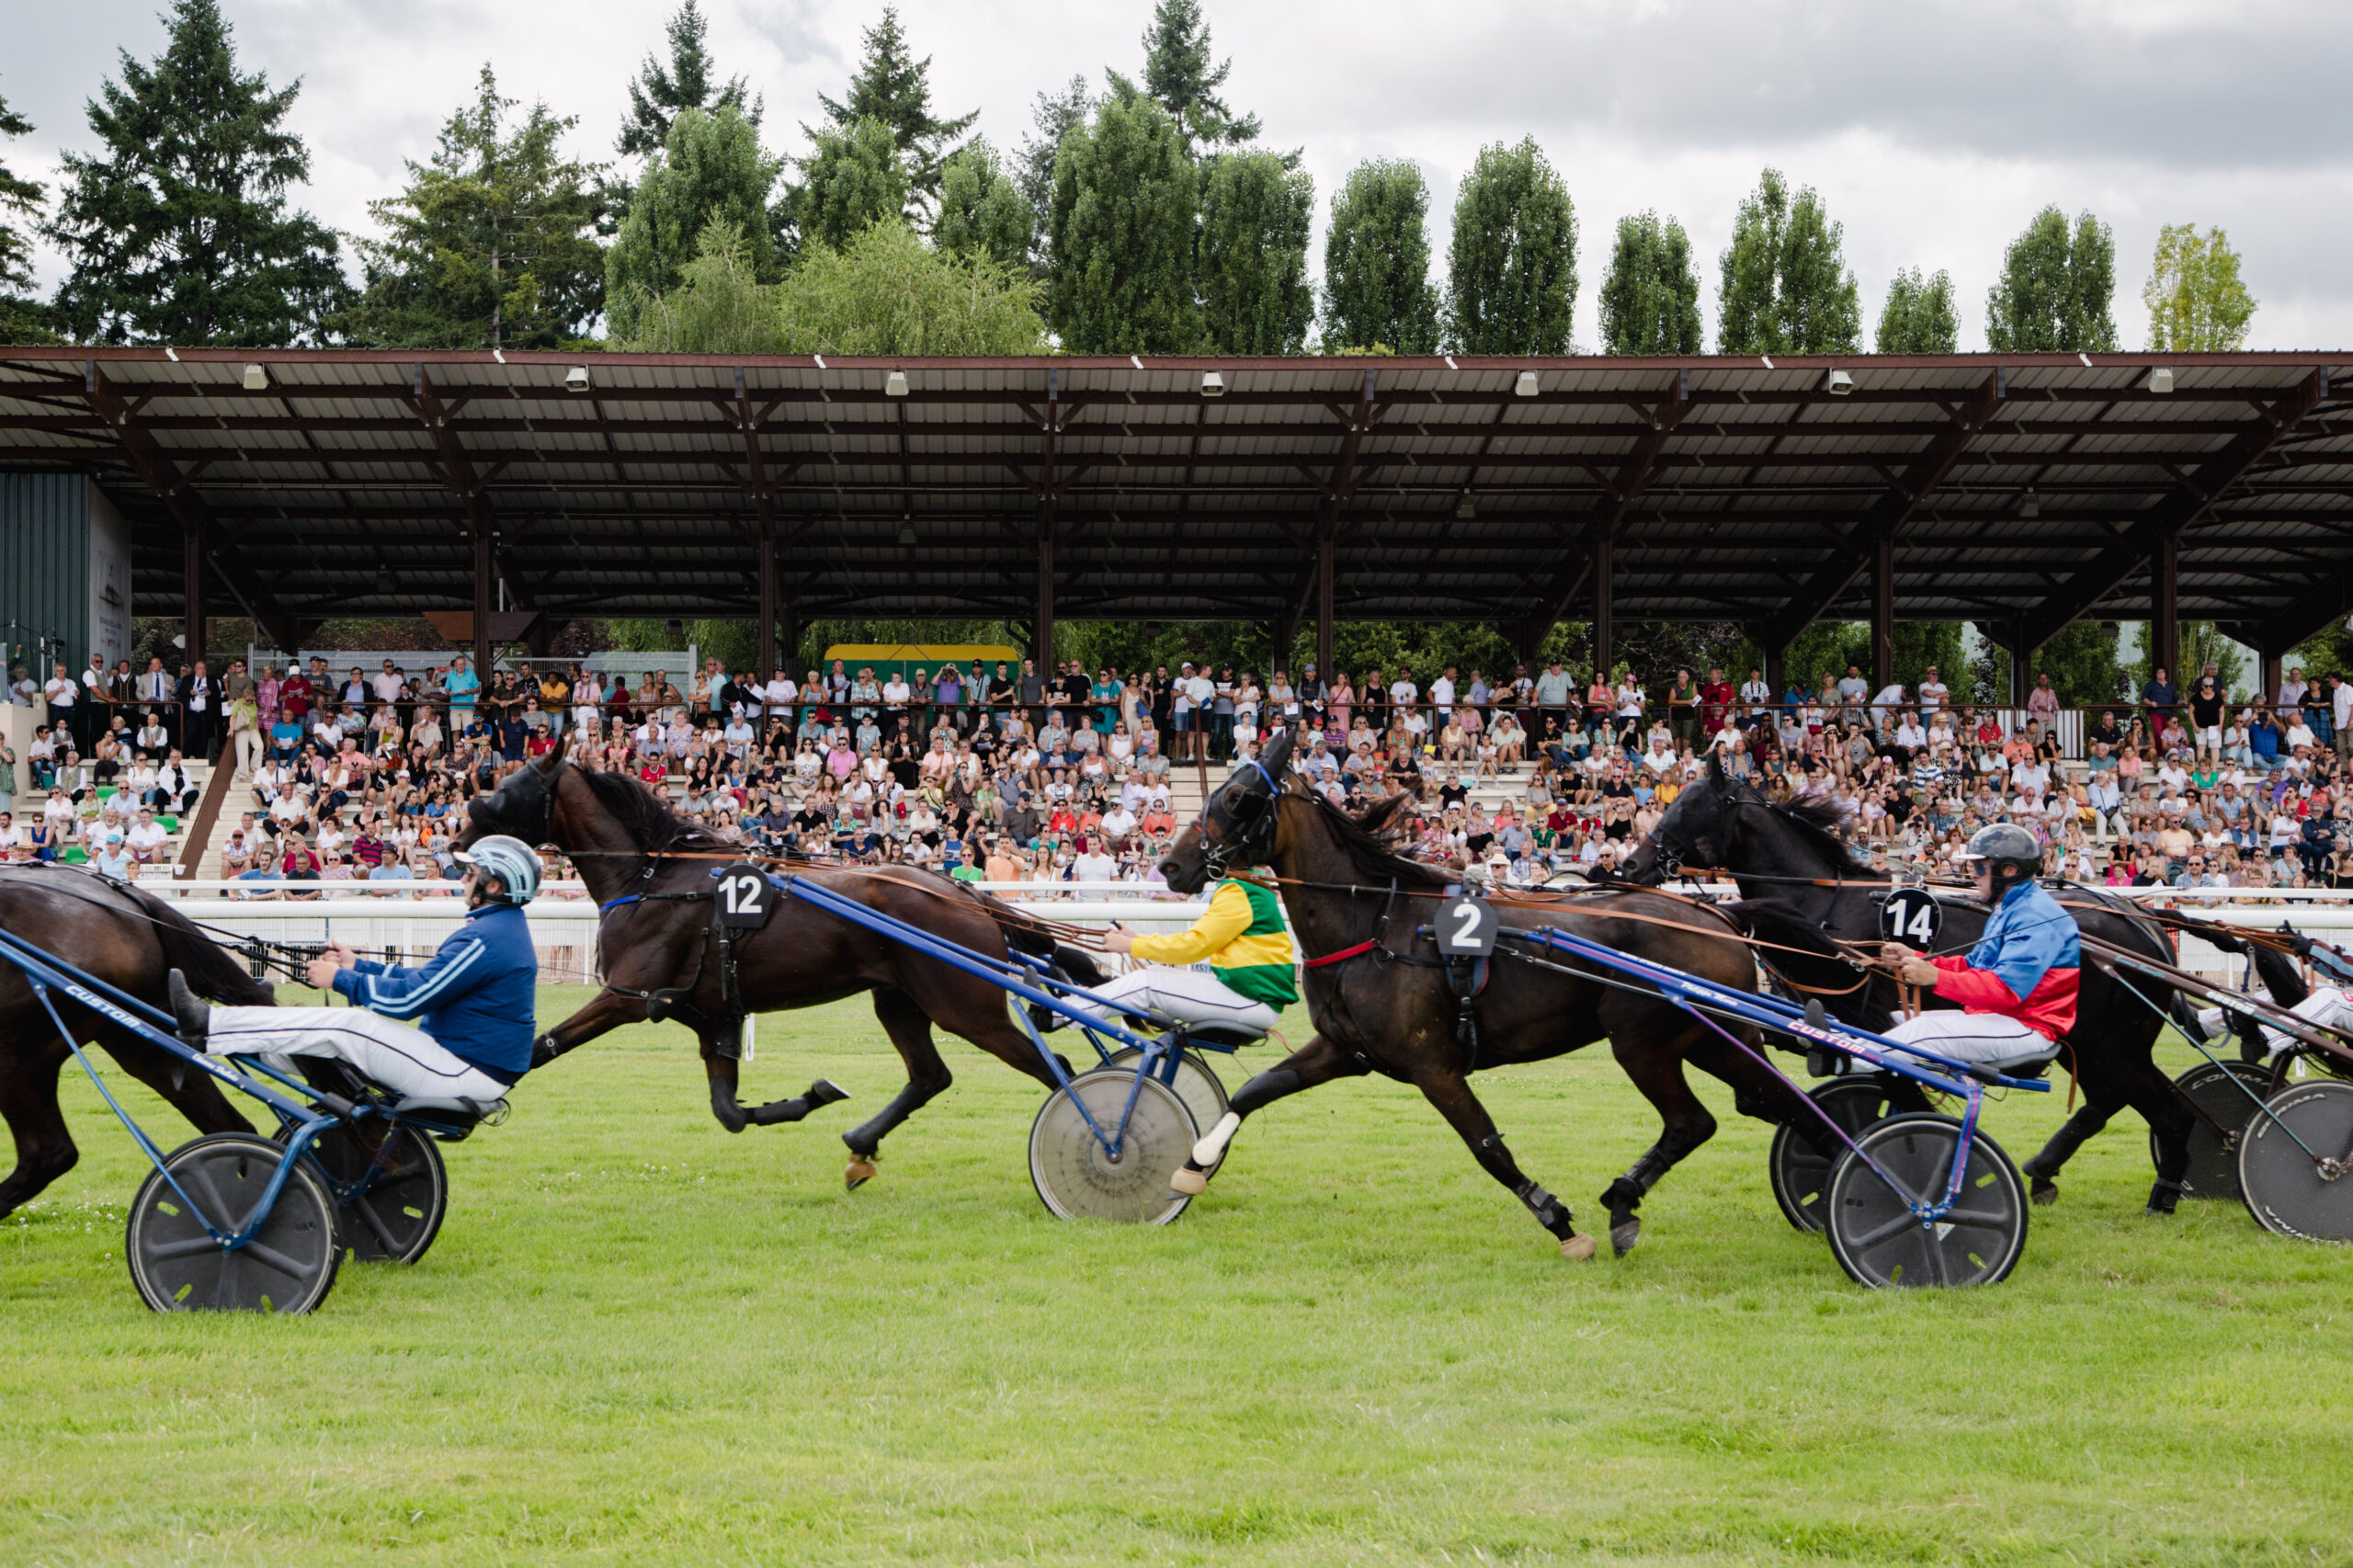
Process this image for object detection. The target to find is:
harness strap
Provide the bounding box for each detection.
[1304,938,1378,969]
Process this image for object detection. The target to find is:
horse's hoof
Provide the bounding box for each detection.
[1561,1233,1598,1261]
[2029,1179,2058,1207]
[844,1157,877,1190]
[1169,1165,1208,1196]
[1609,1219,1643,1256]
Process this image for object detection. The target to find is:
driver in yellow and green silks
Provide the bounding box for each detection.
[1088,876,1297,1032]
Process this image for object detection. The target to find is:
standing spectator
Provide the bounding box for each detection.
[181,659,219,761]
[42,662,77,740]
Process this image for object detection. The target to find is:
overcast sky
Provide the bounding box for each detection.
[6,0,2347,350]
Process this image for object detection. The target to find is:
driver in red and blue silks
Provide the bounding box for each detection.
[1881,823,2077,1066]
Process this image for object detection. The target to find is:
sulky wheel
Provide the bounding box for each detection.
[1101,1046,1229,1161]
[1768,1078,1908,1234]
[294,1120,449,1265]
[1824,1114,2029,1289]
[2238,1080,2353,1243]
[2162,1061,2274,1201]
[1029,1067,1199,1224]
[125,1133,342,1314]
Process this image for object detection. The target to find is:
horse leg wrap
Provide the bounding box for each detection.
[749,1078,852,1127]
[2020,1104,2110,1203]
[1230,1068,1303,1116]
[1601,1175,1650,1257]
[2234,1013,2271,1065]
[708,1075,750,1135]
[1191,1110,1243,1170]
[1514,1180,1578,1241]
[2145,1176,2186,1217]
[529,1032,568,1070]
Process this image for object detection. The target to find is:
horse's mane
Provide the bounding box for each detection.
[1758,781,1873,876]
[1295,785,1454,892]
[577,766,738,854]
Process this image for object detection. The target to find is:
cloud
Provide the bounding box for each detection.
[4,0,2342,351]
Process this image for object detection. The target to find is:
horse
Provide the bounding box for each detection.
[1620,757,2199,1212]
[1153,731,1829,1258]
[0,867,276,1219]
[458,750,1103,1187]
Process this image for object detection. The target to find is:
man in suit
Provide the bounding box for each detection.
[137,656,176,748]
[179,660,219,762]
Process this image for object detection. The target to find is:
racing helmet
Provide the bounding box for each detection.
[454,834,543,905]
[1959,822,2042,895]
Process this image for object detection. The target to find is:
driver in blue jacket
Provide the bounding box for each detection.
[1879,823,2078,1068]
[169,835,543,1103]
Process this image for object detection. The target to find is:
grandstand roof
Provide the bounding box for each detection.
[2,346,2349,655]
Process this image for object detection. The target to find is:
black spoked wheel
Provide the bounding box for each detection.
[1768,1079,1906,1234]
[1029,1068,1199,1224]
[296,1121,449,1264]
[2163,1061,2274,1200]
[1102,1046,1229,1169]
[125,1133,341,1314]
[2238,1081,2353,1242]
[1824,1114,2029,1289]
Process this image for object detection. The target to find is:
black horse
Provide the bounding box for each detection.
[1621,758,2197,1212]
[0,868,276,1218]
[1155,732,1826,1258]
[460,751,1101,1187]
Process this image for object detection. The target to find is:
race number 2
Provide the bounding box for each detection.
[1438,894,1499,957]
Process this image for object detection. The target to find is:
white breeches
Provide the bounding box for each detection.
[2201,987,2353,1059]
[1881,1010,2057,1070]
[203,1005,510,1101]
[1072,966,1278,1034]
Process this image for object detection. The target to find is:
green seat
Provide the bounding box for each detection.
[158,816,178,832]
[61,848,86,863]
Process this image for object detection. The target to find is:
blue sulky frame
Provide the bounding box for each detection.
[1509,924,2051,1229]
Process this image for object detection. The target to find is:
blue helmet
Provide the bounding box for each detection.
[454,834,542,905]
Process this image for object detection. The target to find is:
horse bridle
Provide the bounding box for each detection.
[1645,768,1763,880]
[1192,756,1283,879]
[476,754,570,846]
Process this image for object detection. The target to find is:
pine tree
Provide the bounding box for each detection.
[606,107,779,341]
[1714,168,1859,356]
[935,141,1032,271]
[1014,75,1092,264]
[1047,89,1198,353]
[1116,0,1260,159]
[0,87,49,340]
[618,0,758,158]
[1321,159,1439,354]
[1876,267,1958,352]
[1984,206,2117,353]
[813,6,976,207]
[1199,152,1313,354]
[45,0,348,345]
[1597,210,1701,355]
[2143,223,2256,352]
[1444,137,1576,356]
[340,66,606,349]
[787,117,909,254]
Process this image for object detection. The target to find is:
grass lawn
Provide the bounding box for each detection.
[4,985,2350,1566]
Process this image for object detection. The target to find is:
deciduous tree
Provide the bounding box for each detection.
[2143,223,2256,352]
[787,117,909,255]
[1445,137,1576,355]
[1875,267,1958,353]
[1047,90,1198,353]
[1321,160,1439,354]
[46,0,348,345]
[1199,152,1313,354]
[605,106,779,341]
[341,66,606,350]
[1715,168,1859,356]
[813,6,975,208]
[1597,210,1701,355]
[935,141,1032,272]
[1984,206,2117,353]
[618,0,758,159]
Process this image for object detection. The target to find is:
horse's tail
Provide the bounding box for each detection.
[126,885,277,1006]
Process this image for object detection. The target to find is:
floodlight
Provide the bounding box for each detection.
[2018,488,2040,519]
[664,618,684,637]
[1199,370,1225,397]
[563,366,590,392]
[885,369,909,397]
[375,566,396,595]
[1456,494,1476,519]
[2148,367,2175,394]
[897,523,917,546]
[1824,369,1854,395]
[241,363,269,392]
[1515,370,1540,397]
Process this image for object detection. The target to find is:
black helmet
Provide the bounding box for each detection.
[1961,822,2041,894]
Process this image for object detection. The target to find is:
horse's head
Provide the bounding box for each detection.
[460,750,568,851]
[1160,729,1295,894]
[1623,750,1745,885]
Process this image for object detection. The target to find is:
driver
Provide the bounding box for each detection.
[167,835,543,1103]
[1878,823,2077,1067]
[1086,873,1298,1034]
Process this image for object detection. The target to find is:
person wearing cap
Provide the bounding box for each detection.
[1878,823,2077,1067]
[168,835,547,1103]
[1090,866,1298,1032]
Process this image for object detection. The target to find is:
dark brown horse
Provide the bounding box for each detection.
[0,868,275,1219]
[1155,733,1824,1257]
[1621,758,2198,1212]
[460,751,1097,1186]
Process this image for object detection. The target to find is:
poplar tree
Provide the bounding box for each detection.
[45,0,347,345]
[341,67,606,349]
[0,88,47,340]
[1984,206,2117,353]
[1199,152,1313,354]
[1445,137,1577,355]
[2143,223,2256,352]
[787,117,909,254]
[1876,267,1959,352]
[1014,75,1093,257]
[605,107,779,341]
[1714,168,1859,355]
[618,0,758,158]
[1321,160,1440,354]
[1597,210,1702,355]
[1047,90,1198,353]
[813,6,975,207]
[1119,0,1261,159]
[935,141,1032,272]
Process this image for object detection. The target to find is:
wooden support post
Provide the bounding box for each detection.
[2151,534,2180,686]
[472,525,493,682]
[183,525,206,664]
[756,531,778,678]
[779,603,800,677]
[2258,648,2284,708]
[1035,520,1056,670]
[1591,532,1613,681]
[1870,523,1895,690]
[1314,533,1335,676]
[2007,626,2033,708]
